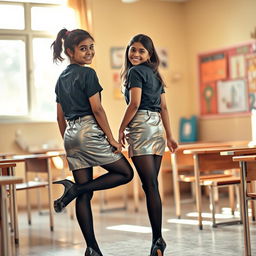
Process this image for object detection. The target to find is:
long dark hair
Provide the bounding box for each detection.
[121,34,166,87]
[51,28,94,63]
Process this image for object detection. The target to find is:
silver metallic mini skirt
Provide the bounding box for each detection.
[126,110,166,158]
[64,115,122,171]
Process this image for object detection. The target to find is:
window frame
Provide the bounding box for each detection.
[0,1,62,123]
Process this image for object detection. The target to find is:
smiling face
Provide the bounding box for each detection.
[68,38,95,65]
[128,42,150,66]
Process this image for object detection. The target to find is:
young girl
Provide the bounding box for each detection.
[119,34,178,256]
[51,28,133,256]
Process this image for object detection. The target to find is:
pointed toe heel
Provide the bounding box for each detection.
[85,247,102,256]
[150,237,166,256]
[53,179,76,213]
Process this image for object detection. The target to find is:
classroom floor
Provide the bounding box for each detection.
[9,193,256,256]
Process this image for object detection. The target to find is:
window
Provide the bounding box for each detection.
[0,1,76,122]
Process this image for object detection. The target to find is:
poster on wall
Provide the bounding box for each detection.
[246,53,256,93]
[110,47,125,69]
[200,82,218,115]
[200,53,227,84]
[112,72,123,99]
[157,48,169,69]
[217,80,248,113]
[229,54,246,79]
[198,41,254,117]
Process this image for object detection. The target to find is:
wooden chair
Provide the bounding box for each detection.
[0,163,22,256]
[0,153,60,244]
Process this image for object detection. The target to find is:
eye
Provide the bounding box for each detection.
[89,44,94,50]
[130,47,136,53]
[80,46,87,51]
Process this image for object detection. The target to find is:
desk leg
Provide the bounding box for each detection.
[47,160,54,232]
[193,154,203,230]
[0,185,11,256]
[9,166,19,244]
[24,164,31,225]
[240,161,251,256]
[171,153,181,218]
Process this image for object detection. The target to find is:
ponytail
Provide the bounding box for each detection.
[51,28,69,63]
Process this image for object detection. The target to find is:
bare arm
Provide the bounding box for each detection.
[118,87,142,145]
[57,103,67,139]
[160,93,178,152]
[89,92,121,153]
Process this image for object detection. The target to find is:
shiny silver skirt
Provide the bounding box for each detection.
[64,115,122,171]
[126,110,166,158]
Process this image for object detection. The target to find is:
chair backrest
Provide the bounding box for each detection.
[247,162,256,182]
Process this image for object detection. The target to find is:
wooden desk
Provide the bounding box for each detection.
[183,145,253,229]
[0,152,65,233]
[0,163,22,256]
[220,148,256,256]
[170,141,249,218]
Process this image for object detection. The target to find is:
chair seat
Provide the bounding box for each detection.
[179,173,233,183]
[247,193,256,199]
[201,176,240,186]
[7,181,48,190]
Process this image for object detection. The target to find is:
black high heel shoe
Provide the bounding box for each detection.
[85,247,102,256]
[53,179,77,213]
[150,237,166,256]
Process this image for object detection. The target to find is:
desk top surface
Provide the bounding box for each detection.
[233,155,256,162]
[0,176,23,185]
[0,162,16,168]
[184,145,255,155]
[0,151,65,163]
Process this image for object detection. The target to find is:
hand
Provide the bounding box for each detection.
[118,130,126,148]
[167,137,178,153]
[108,138,122,154]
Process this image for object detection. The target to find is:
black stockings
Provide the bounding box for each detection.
[132,155,163,243]
[72,156,133,254]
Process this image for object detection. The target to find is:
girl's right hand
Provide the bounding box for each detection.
[118,130,126,148]
[108,138,122,154]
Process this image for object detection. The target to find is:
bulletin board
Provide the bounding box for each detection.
[198,41,256,117]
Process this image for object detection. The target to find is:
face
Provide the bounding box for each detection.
[68,38,95,65]
[128,42,150,66]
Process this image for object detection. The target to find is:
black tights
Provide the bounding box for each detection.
[72,156,133,255]
[132,154,163,243]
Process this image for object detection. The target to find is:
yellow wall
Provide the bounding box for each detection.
[91,0,190,139]
[184,0,256,141]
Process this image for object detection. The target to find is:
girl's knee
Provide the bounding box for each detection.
[142,179,159,193]
[125,166,134,182]
[78,191,93,201]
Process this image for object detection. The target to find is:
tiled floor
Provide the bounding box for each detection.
[10,194,256,256]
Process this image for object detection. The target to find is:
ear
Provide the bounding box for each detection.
[66,48,73,58]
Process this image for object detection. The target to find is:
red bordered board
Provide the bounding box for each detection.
[198,41,256,117]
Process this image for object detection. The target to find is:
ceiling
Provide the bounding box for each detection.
[122,0,189,3]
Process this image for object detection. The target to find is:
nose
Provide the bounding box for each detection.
[133,50,139,56]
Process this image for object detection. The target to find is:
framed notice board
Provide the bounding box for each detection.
[198,41,256,117]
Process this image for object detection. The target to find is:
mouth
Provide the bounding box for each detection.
[84,56,93,62]
[130,58,141,64]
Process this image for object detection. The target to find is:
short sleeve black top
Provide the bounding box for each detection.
[55,64,103,121]
[124,63,165,112]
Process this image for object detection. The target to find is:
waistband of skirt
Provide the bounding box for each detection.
[68,115,94,124]
[136,109,160,115]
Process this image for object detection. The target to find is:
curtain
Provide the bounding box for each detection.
[67,0,89,31]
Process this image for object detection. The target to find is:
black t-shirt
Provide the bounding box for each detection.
[124,63,165,112]
[55,64,103,120]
